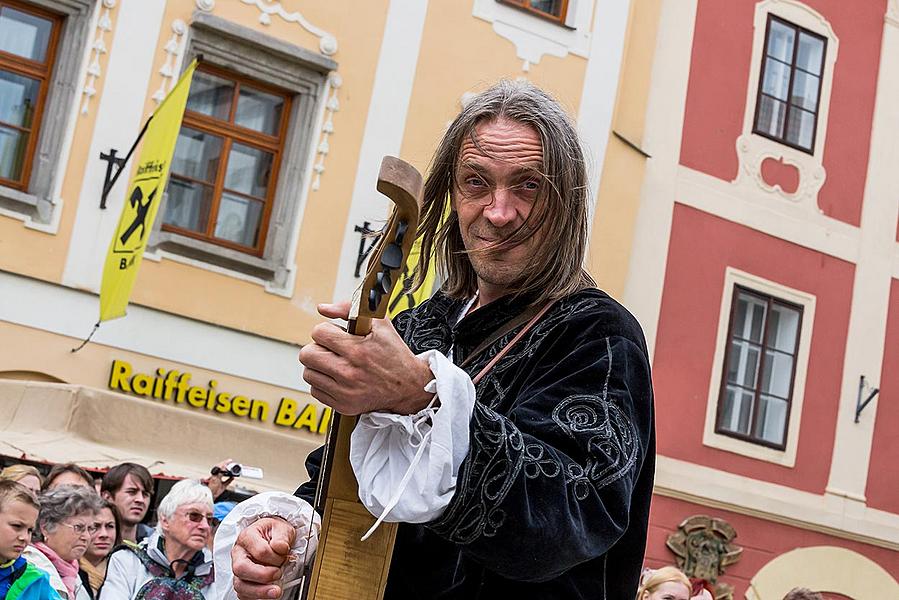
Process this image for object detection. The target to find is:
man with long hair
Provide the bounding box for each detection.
[221,80,655,599]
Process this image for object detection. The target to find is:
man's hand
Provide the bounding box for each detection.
[299,302,434,415]
[231,517,296,600]
[202,458,235,500]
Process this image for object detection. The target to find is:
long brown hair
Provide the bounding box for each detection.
[413,80,594,305]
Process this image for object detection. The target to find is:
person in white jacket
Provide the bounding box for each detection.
[100,480,218,599]
[23,484,101,600]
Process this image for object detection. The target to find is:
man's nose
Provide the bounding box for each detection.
[482,187,519,228]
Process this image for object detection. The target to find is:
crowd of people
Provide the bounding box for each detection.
[0,460,235,599]
[637,566,824,600]
[0,459,831,600]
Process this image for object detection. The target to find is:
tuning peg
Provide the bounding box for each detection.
[368,288,382,312]
[381,243,403,270]
[394,219,408,245]
[376,270,392,295]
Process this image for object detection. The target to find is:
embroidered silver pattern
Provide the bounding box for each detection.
[430,297,643,545]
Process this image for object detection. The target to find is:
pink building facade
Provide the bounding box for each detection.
[625,1,899,597]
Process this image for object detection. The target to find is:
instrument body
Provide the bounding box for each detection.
[303,156,423,600]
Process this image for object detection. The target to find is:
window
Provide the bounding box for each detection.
[753,15,826,153]
[149,12,335,290]
[716,286,803,449]
[0,0,93,225]
[499,0,569,24]
[0,1,60,191]
[162,67,290,256]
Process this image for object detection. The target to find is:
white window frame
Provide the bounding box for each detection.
[703,267,815,467]
[0,0,94,226]
[733,0,838,210]
[147,12,336,296]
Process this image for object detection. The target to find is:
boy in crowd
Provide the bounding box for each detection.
[100,464,153,546]
[0,480,56,600]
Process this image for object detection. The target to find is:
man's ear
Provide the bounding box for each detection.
[100,490,112,501]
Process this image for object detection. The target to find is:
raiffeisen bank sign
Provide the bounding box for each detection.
[108,359,331,435]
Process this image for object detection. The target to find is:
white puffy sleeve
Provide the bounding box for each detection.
[350,349,476,537]
[212,491,321,600]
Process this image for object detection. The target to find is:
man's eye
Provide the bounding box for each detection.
[465,177,487,187]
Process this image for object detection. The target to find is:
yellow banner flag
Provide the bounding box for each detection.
[99,60,198,323]
[387,200,449,318]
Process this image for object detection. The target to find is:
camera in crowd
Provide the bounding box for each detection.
[210,462,264,479]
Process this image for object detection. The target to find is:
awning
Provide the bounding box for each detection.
[0,380,317,494]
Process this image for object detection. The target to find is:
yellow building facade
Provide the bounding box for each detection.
[0,0,658,492]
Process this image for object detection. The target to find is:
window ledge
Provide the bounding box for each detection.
[0,185,39,209]
[151,231,277,280]
[0,184,55,226]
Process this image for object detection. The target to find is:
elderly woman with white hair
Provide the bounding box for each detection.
[99,479,218,599]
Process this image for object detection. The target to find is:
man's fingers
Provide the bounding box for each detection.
[238,530,289,568]
[234,577,282,600]
[269,520,296,556]
[231,543,283,583]
[318,301,351,319]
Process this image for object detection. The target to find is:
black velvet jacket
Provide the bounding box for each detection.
[297,288,655,600]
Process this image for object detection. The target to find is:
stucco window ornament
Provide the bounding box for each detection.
[152,20,188,104]
[312,72,342,191]
[195,0,215,11]
[471,0,593,72]
[734,0,838,212]
[240,0,337,56]
[889,0,899,26]
[666,515,743,600]
[81,0,117,115]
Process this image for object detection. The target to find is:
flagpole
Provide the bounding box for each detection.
[100,114,154,208]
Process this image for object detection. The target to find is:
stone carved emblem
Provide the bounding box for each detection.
[666,515,743,600]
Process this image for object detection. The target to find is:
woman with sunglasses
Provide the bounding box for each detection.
[22,485,102,600]
[100,479,217,599]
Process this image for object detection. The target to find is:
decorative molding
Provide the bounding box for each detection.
[702,267,816,468]
[655,455,899,551]
[80,0,117,115]
[195,0,215,11]
[471,0,594,72]
[667,515,743,600]
[746,546,899,599]
[887,0,899,27]
[239,0,337,56]
[733,0,839,213]
[311,72,342,191]
[735,134,826,209]
[152,20,187,104]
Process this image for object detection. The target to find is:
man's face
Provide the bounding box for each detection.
[107,474,150,526]
[0,500,38,563]
[452,117,543,304]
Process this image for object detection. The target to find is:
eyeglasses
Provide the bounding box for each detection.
[59,522,99,536]
[183,511,217,527]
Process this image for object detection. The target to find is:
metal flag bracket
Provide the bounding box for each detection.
[855,375,880,423]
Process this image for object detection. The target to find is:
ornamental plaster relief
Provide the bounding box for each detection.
[312,73,342,191]
[471,0,594,72]
[239,0,338,56]
[888,0,899,27]
[81,0,116,115]
[151,19,187,104]
[733,0,839,214]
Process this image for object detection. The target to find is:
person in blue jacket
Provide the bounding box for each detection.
[0,479,57,600]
